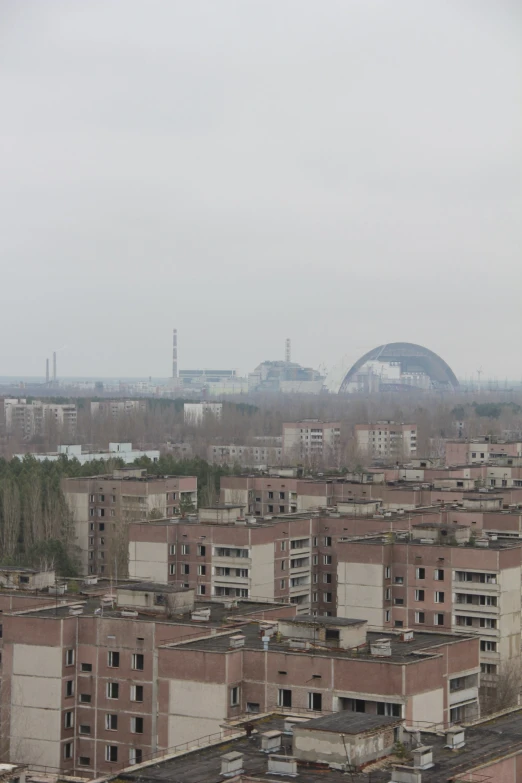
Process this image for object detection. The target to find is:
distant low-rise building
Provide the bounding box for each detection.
[208,442,283,468]
[90,400,146,416]
[16,442,159,465]
[184,402,223,424]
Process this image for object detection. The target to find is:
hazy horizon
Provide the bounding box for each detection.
[1,1,520,380]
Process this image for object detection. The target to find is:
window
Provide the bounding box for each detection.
[278,689,292,708]
[198,585,206,595]
[385,588,391,600]
[323,592,332,603]
[435,592,444,603]
[323,573,332,584]
[89,508,95,517]
[105,714,118,730]
[65,649,74,666]
[312,592,318,602]
[377,702,401,717]
[230,686,240,706]
[129,749,143,765]
[324,536,332,546]
[247,702,260,714]
[480,640,497,652]
[99,522,105,531]
[169,564,176,575]
[394,598,404,605]
[132,654,144,671]
[78,756,91,767]
[480,618,497,629]
[79,724,91,735]
[280,579,286,589]
[415,568,425,579]
[64,711,74,729]
[131,685,144,702]
[281,560,286,571]
[66,680,74,697]
[182,563,190,575]
[394,620,404,628]
[414,590,424,601]
[312,555,318,565]
[279,492,285,499]
[385,567,391,578]
[169,544,176,555]
[107,682,119,699]
[268,492,274,499]
[181,544,190,555]
[385,610,390,622]
[434,569,444,581]
[108,651,120,668]
[394,576,404,584]
[481,663,497,675]
[308,692,322,711]
[434,613,444,625]
[80,693,91,703]
[198,544,206,556]
[312,537,318,546]
[105,746,118,763]
[323,555,332,565]
[131,717,144,734]
[279,505,285,513]
[415,611,425,624]
[64,743,73,760]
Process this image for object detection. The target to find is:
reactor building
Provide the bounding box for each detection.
[339,342,459,393]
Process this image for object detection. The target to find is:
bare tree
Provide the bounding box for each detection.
[480,659,521,716]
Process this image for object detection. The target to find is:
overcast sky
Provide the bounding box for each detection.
[0,1,520,381]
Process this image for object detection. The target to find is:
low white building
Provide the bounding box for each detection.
[184,402,223,424]
[16,442,159,465]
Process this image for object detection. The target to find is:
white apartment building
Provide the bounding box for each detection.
[207,443,283,468]
[282,420,341,463]
[16,442,159,465]
[90,400,146,416]
[4,398,77,437]
[355,421,417,458]
[184,402,223,424]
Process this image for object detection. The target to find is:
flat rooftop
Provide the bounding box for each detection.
[173,623,473,664]
[297,712,400,734]
[117,709,522,783]
[283,615,366,628]
[118,582,191,593]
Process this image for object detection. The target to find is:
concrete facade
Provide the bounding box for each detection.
[355,422,418,459]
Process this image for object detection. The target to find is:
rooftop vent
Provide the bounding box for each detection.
[229,634,246,649]
[220,752,244,777]
[261,731,282,753]
[283,717,310,735]
[401,629,414,642]
[68,607,83,616]
[288,638,310,650]
[121,610,138,617]
[370,638,392,657]
[412,746,434,770]
[84,576,98,585]
[268,755,298,776]
[191,608,211,622]
[390,766,422,783]
[445,726,465,750]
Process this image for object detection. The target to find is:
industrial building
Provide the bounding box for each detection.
[15,442,159,466]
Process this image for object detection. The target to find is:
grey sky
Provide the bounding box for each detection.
[0,0,520,381]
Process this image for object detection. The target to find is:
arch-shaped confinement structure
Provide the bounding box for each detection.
[339,342,459,393]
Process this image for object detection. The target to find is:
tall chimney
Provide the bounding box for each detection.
[46,358,49,384]
[53,351,57,383]
[285,338,291,364]
[172,329,178,378]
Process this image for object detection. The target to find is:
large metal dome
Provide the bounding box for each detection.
[339,342,459,393]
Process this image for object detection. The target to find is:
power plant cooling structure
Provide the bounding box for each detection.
[53,351,57,383]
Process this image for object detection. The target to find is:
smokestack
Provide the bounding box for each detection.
[46,358,49,384]
[53,351,57,383]
[285,338,291,364]
[172,329,178,378]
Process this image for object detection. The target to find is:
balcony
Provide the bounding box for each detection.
[449,687,478,707]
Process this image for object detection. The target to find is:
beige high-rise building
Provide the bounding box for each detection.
[355,421,417,459]
[282,420,341,464]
